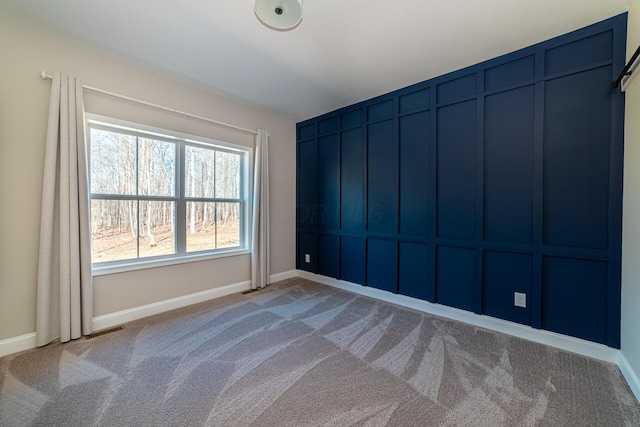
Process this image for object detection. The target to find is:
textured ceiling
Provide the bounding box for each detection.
[0,0,632,121]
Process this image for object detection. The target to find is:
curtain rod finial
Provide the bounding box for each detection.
[40,70,52,80]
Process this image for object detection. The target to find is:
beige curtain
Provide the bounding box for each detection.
[36,71,92,346]
[251,130,270,289]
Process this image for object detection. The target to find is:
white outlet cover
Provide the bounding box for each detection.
[514,292,527,308]
[305,254,311,263]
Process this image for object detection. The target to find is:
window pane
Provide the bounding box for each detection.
[138,138,176,197]
[186,201,216,252]
[139,201,175,258]
[185,145,215,198]
[215,151,241,199]
[217,202,241,248]
[91,199,138,262]
[90,128,136,195]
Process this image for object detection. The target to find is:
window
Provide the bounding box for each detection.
[87,115,250,271]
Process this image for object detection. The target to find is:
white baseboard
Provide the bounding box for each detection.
[0,271,300,359]
[92,280,251,331]
[270,269,297,283]
[619,352,640,404]
[296,270,620,364]
[0,333,37,358]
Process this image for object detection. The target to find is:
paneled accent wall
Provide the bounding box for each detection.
[296,14,626,347]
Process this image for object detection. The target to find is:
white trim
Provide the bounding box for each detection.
[92,280,251,331]
[0,333,37,358]
[296,270,620,364]
[619,352,640,403]
[270,269,297,283]
[92,249,251,276]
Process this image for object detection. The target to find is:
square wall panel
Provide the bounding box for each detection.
[341,236,365,285]
[367,99,394,122]
[436,246,475,311]
[399,88,430,114]
[399,242,433,301]
[483,251,532,326]
[542,257,607,344]
[437,74,476,104]
[318,234,339,278]
[367,239,397,293]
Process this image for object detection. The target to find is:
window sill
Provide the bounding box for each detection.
[91,248,251,277]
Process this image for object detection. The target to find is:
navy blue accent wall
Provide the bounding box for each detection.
[296,14,626,347]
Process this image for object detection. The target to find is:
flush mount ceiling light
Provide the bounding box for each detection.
[255,0,302,31]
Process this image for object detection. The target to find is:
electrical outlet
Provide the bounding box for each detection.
[305,254,311,263]
[514,292,527,308]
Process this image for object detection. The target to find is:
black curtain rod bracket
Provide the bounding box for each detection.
[611,44,640,89]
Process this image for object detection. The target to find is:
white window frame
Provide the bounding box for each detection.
[86,114,252,276]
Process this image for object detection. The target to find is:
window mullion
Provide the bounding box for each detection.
[242,150,246,249]
[136,200,140,259]
[176,140,186,255]
[213,150,217,249]
[136,136,140,259]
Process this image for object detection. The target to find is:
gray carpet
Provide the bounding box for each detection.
[1,277,639,426]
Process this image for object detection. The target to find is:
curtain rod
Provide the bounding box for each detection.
[39,71,258,135]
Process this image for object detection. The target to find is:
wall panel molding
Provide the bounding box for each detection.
[297,14,627,348]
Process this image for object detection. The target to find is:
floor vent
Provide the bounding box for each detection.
[86,325,125,339]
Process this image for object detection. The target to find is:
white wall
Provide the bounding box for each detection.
[0,17,296,342]
[622,0,640,392]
